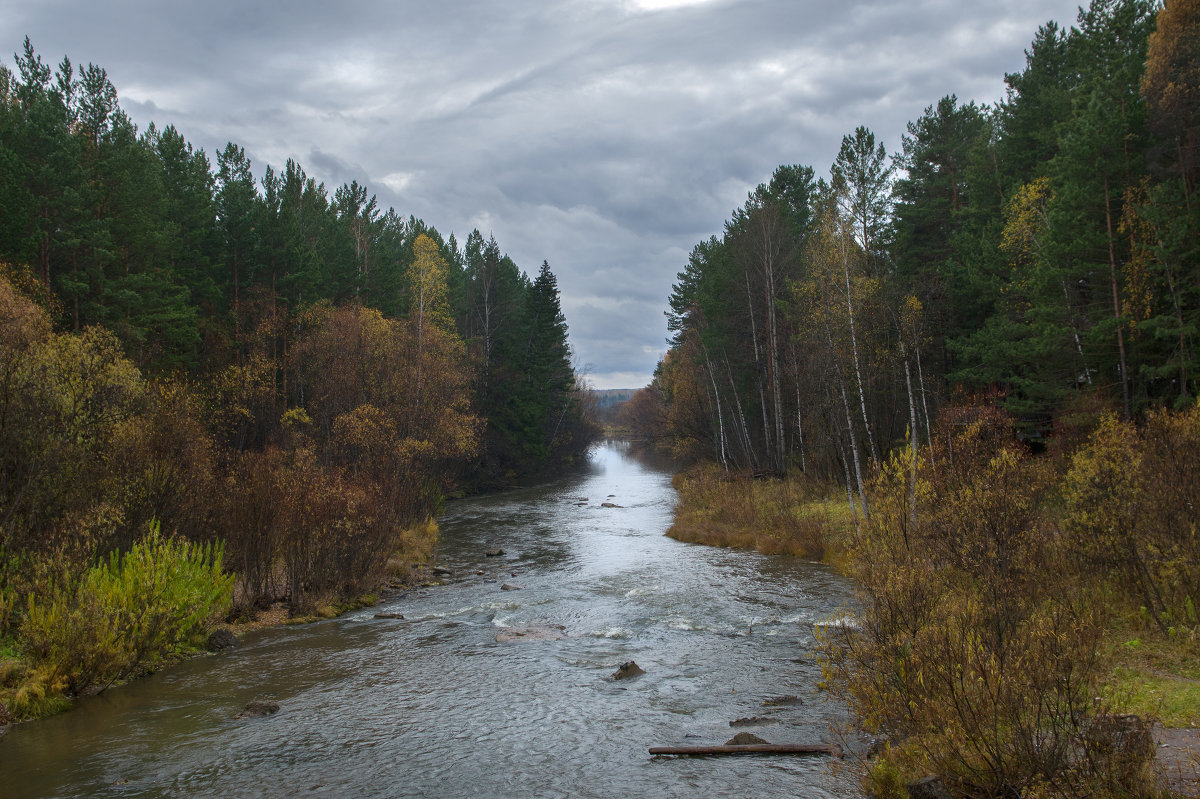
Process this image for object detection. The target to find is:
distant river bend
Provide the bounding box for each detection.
[2,441,860,798]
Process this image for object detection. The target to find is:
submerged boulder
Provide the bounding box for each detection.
[729,716,777,727]
[495,625,567,643]
[761,695,802,707]
[238,700,280,718]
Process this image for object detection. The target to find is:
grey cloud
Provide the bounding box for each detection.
[2,0,1086,388]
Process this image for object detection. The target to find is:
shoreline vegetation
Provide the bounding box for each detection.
[665,463,852,563]
[658,402,1200,796]
[0,35,600,725]
[619,0,1200,794]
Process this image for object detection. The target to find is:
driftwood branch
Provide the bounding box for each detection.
[649,743,842,758]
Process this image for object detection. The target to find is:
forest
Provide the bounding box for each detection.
[0,37,597,718]
[623,0,1200,795]
[625,0,1195,491]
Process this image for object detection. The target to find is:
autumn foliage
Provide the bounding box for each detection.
[821,403,1200,798]
[0,263,488,716]
[0,36,597,721]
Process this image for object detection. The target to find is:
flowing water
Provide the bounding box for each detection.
[1,441,861,798]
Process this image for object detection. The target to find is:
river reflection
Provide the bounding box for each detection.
[1,441,860,798]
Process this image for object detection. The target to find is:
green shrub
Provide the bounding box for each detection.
[822,416,1160,798]
[19,522,232,696]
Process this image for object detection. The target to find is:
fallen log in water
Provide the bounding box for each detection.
[649,743,842,758]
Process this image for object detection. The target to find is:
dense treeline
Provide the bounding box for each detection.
[0,37,595,485]
[625,0,1197,500]
[623,1,1200,794]
[0,38,597,717]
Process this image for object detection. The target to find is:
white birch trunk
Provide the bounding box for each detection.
[839,233,878,466]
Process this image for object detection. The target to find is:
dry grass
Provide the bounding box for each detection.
[666,463,849,561]
[396,517,439,567]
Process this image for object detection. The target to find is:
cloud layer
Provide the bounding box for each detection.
[2,0,1083,387]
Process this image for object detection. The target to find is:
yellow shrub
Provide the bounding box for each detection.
[19,522,232,697]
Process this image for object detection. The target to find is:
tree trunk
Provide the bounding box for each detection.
[1103,175,1131,420]
[725,356,758,472]
[840,233,878,465]
[743,268,771,465]
[915,339,935,470]
[830,399,859,530]
[1179,136,1193,213]
[795,383,806,474]
[827,323,869,522]
[702,344,729,470]
[1164,268,1191,399]
[902,342,918,538]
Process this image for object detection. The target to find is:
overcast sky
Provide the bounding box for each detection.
[2,0,1085,389]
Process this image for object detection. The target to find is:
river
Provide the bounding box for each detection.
[0,441,860,798]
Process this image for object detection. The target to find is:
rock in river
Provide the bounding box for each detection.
[725,731,771,746]
[501,583,522,591]
[612,661,645,680]
[485,548,505,557]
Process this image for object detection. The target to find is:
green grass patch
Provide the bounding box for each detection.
[1104,666,1200,726]
[1101,610,1200,726]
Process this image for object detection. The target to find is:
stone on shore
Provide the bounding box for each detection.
[907,776,952,799]
[205,628,239,652]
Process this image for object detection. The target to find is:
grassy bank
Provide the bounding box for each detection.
[666,463,853,562]
[0,517,441,725]
[1101,610,1200,728]
[666,405,1200,797]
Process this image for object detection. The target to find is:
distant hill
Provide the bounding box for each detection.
[590,389,638,409]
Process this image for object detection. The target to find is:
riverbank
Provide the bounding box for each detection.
[0,441,861,799]
[665,463,853,564]
[666,407,1200,797]
[0,518,445,728]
